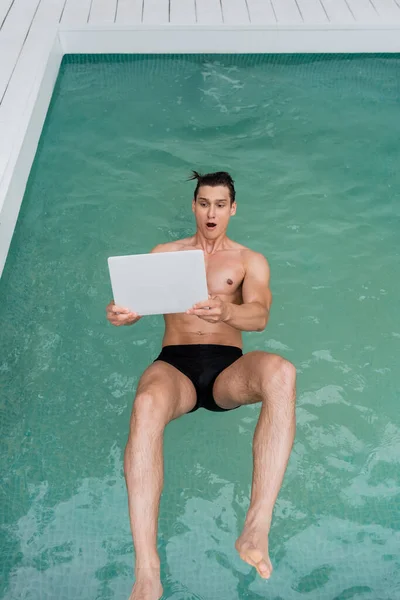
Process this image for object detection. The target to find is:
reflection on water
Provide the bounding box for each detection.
[2,441,399,599]
[1,54,400,599]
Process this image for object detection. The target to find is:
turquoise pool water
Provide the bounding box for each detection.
[0,54,399,600]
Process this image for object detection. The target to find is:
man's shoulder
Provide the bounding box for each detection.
[234,243,268,262]
[228,240,264,256]
[239,247,270,274]
[150,238,193,253]
[223,240,269,270]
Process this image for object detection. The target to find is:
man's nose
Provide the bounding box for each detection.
[207,206,216,218]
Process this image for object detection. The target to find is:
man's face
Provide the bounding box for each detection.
[192,185,236,237]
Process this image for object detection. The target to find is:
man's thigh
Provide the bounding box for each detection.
[212,351,281,410]
[132,361,197,423]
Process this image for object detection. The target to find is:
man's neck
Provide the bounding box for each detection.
[194,232,229,255]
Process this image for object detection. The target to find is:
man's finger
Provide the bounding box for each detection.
[192,299,215,309]
[191,308,218,317]
[193,300,210,308]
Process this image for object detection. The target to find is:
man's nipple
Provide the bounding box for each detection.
[227,279,233,285]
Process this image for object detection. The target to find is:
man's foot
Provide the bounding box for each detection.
[235,520,273,579]
[128,577,163,600]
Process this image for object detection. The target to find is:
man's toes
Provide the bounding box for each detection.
[240,545,263,567]
[239,544,271,578]
[257,560,271,578]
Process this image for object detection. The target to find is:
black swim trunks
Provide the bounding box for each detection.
[153,344,243,413]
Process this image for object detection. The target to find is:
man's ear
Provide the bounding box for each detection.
[230,202,237,216]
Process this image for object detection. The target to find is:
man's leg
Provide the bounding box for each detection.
[124,361,197,600]
[213,351,296,579]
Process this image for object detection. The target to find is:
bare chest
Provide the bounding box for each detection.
[204,253,244,298]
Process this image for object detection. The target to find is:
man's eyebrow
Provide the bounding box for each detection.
[198,197,228,202]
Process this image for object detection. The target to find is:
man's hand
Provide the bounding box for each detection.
[186,295,229,324]
[106,300,141,327]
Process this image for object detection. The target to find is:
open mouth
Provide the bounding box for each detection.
[206,222,216,229]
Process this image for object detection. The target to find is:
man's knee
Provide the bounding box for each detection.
[131,388,174,428]
[278,358,296,387]
[259,354,296,392]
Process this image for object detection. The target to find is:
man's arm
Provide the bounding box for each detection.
[223,251,272,332]
[150,244,167,253]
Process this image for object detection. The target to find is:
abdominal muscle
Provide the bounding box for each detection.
[161,307,243,348]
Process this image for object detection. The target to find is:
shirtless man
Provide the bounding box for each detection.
[106,171,296,600]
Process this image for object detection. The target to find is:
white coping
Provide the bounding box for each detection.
[0,1,400,277]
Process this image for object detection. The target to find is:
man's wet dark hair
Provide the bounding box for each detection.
[189,171,236,205]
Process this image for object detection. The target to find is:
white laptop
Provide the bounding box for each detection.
[108,249,208,316]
